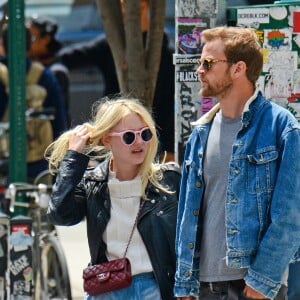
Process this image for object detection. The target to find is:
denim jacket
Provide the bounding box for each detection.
[174,92,300,299]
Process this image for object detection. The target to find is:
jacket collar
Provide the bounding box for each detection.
[84,158,110,181]
[191,89,260,126]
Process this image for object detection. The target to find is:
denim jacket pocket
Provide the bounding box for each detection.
[246,149,278,194]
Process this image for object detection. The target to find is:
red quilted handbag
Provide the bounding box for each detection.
[83,201,144,296]
[83,257,132,295]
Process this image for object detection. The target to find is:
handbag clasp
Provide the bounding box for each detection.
[97,272,110,281]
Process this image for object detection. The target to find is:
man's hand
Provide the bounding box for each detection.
[243,285,268,299]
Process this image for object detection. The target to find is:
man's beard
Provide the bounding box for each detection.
[200,76,233,99]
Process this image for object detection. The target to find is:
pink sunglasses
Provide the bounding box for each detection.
[108,127,153,145]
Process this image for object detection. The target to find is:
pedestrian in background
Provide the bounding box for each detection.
[174,26,300,300]
[45,97,180,299]
[57,0,175,162]
[27,15,71,126]
[0,24,68,180]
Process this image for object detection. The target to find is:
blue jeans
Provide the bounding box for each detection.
[84,272,161,300]
[288,261,300,300]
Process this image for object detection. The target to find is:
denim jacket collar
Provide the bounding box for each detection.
[191,89,260,126]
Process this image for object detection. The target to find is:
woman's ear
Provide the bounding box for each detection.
[101,134,111,148]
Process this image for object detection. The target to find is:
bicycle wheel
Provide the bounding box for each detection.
[36,233,72,300]
[33,169,56,185]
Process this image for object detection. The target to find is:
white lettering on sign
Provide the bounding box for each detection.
[10,255,30,276]
[176,71,198,82]
[237,8,270,25]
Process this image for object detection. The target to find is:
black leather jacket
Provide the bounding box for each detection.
[47,150,181,299]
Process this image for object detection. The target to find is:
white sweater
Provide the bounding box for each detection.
[103,172,153,275]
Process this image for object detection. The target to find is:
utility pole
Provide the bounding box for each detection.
[8,0,27,215]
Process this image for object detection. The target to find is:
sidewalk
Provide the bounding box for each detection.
[56,220,90,300]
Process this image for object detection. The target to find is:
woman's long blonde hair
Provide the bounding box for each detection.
[45,97,168,196]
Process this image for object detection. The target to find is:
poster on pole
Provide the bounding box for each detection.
[228,2,300,119]
[174,0,219,163]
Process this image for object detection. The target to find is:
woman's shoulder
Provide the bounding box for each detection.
[160,162,181,174]
[158,162,181,186]
[84,157,109,181]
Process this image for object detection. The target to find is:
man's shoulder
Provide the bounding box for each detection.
[38,63,58,81]
[252,93,300,129]
[49,62,69,75]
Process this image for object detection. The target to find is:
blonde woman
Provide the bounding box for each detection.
[45,97,180,300]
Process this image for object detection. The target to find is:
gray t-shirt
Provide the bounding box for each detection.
[199,111,247,282]
[199,111,289,285]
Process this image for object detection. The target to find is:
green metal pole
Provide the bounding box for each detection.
[8,0,27,215]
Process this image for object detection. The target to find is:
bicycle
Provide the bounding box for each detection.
[4,176,72,300]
